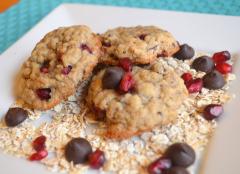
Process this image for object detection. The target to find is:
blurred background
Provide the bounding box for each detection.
[0,0,239,54]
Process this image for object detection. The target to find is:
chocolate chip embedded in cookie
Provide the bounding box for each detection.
[102,67,124,89]
[15,25,102,110]
[86,60,188,139]
[100,26,179,65]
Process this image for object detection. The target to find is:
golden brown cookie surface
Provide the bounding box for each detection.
[101,26,179,65]
[87,60,188,139]
[15,25,102,110]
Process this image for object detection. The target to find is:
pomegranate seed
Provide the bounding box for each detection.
[212,51,231,63]
[119,72,134,93]
[62,65,72,75]
[81,44,92,54]
[215,62,232,74]
[181,73,193,83]
[119,58,132,72]
[40,61,50,73]
[36,88,51,100]
[157,53,164,58]
[102,41,111,47]
[88,149,106,169]
[33,135,46,151]
[203,104,223,120]
[148,157,172,174]
[139,34,147,40]
[40,67,48,73]
[29,149,48,161]
[185,78,203,93]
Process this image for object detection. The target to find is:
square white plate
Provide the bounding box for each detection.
[0,4,240,174]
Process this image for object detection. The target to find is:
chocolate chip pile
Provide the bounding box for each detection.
[0,45,236,174]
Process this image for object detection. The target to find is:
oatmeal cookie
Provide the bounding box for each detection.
[15,25,102,110]
[101,26,179,65]
[86,60,188,139]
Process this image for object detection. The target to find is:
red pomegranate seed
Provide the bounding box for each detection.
[102,41,111,47]
[119,58,132,72]
[88,149,106,169]
[157,53,163,58]
[181,73,193,83]
[215,62,232,74]
[33,135,46,152]
[40,67,49,73]
[36,88,51,100]
[212,51,231,63]
[119,72,134,93]
[139,34,147,40]
[148,157,172,174]
[81,44,92,54]
[62,65,72,75]
[185,78,203,93]
[29,149,48,161]
[40,61,50,73]
[203,104,223,120]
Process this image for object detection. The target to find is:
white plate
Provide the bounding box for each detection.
[0,4,240,174]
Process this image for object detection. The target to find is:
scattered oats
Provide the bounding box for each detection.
[166,58,178,68]
[0,55,235,174]
[127,143,135,153]
[155,133,169,143]
[68,95,77,102]
[140,132,153,141]
[53,104,63,112]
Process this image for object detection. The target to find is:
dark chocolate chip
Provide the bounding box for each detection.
[138,34,147,40]
[174,44,195,60]
[163,167,190,174]
[202,70,225,89]
[5,108,28,127]
[102,67,124,89]
[65,138,92,164]
[191,56,214,73]
[164,143,196,167]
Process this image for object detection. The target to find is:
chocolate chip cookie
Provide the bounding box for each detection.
[86,60,188,139]
[15,25,102,110]
[101,26,179,65]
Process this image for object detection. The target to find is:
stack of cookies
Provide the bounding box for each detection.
[14,25,188,139]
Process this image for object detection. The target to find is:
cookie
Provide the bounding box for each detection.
[101,26,179,65]
[86,60,188,139]
[15,25,102,110]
